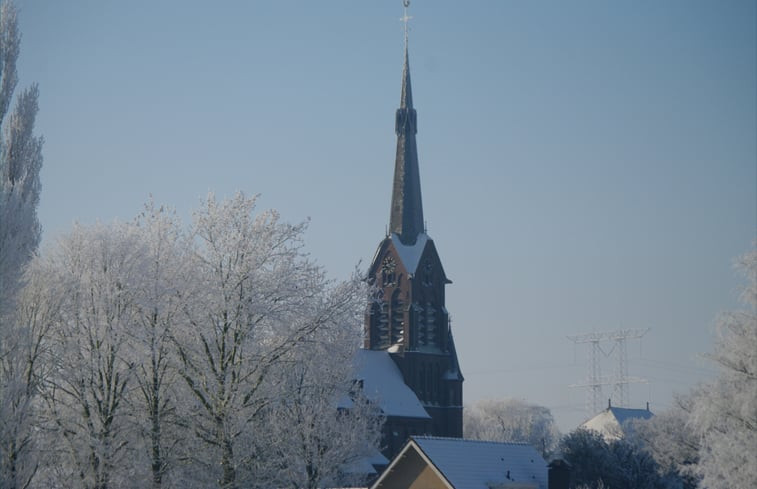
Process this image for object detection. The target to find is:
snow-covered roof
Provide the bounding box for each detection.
[341,448,390,475]
[609,406,653,426]
[365,448,390,467]
[390,232,428,274]
[411,437,548,489]
[581,406,653,441]
[354,349,430,419]
[342,457,379,475]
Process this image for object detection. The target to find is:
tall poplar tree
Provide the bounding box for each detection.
[0,2,45,488]
[0,0,43,318]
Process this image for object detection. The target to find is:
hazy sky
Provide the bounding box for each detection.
[16,0,756,430]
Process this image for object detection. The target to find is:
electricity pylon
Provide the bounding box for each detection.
[568,328,649,415]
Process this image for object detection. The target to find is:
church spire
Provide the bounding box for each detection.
[390,1,424,245]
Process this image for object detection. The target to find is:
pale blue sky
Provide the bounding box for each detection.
[16,0,756,430]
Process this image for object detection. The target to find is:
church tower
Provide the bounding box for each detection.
[364,5,463,453]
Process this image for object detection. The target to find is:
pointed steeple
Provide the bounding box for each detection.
[399,45,413,110]
[390,20,424,245]
[362,4,464,450]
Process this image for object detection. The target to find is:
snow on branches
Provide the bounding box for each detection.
[18,194,381,489]
[628,248,757,489]
[0,0,42,319]
[0,2,44,488]
[687,248,757,489]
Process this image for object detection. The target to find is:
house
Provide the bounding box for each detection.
[580,400,653,441]
[370,436,549,489]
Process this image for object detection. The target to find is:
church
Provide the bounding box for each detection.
[355,12,464,460]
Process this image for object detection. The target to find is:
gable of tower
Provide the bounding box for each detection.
[368,237,411,287]
[366,234,453,353]
[367,234,449,282]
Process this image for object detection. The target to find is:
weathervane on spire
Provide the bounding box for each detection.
[401,0,412,45]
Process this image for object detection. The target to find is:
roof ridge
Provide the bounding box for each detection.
[609,406,652,413]
[412,435,533,446]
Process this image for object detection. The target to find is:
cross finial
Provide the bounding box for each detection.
[401,0,412,46]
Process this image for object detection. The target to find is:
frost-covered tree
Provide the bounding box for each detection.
[608,438,671,489]
[173,193,374,489]
[0,2,45,487]
[464,398,559,457]
[686,249,757,489]
[559,428,669,489]
[12,194,383,488]
[264,277,383,489]
[625,248,757,489]
[38,223,148,489]
[21,213,190,489]
[628,393,700,489]
[0,0,43,320]
[0,260,58,489]
[126,202,191,488]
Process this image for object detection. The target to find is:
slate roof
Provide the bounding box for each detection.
[342,448,390,475]
[353,349,430,419]
[609,406,653,425]
[409,437,548,489]
[581,406,653,441]
[390,42,424,246]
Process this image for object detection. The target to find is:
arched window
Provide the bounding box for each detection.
[391,289,404,344]
[378,301,389,348]
[425,302,436,346]
[370,301,381,347]
[415,303,425,346]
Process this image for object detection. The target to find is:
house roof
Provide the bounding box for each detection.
[608,406,653,425]
[353,349,430,419]
[581,406,653,441]
[342,447,390,475]
[406,436,548,489]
